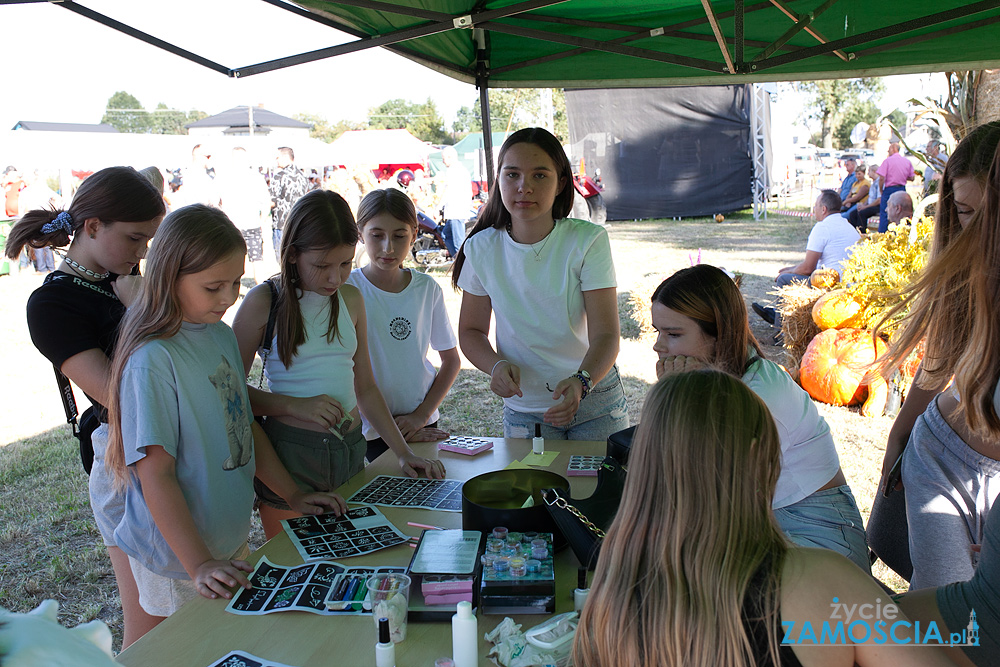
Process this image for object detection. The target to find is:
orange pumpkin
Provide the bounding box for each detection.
[810,267,840,290]
[812,289,862,331]
[800,329,889,412]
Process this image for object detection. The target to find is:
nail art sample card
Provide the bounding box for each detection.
[206,650,297,667]
[347,475,464,511]
[226,558,346,616]
[281,505,409,562]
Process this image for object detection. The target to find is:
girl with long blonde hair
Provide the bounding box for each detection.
[573,371,951,667]
[876,121,1000,590]
[106,205,345,639]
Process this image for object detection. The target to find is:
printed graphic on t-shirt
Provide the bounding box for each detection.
[389,316,411,341]
[208,355,253,470]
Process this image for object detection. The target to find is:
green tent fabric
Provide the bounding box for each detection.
[279,1,1000,87]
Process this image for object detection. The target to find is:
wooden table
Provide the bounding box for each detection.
[116,438,603,667]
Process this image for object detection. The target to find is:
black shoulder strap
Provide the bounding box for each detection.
[54,365,80,432]
[261,279,279,352]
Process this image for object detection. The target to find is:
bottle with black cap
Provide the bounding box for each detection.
[375,616,395,667]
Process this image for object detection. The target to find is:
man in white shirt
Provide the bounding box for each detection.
[753,189,861,326]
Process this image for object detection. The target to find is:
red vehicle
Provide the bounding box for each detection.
[570,158,607,226]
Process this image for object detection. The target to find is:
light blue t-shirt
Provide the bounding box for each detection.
[114,321,256,579]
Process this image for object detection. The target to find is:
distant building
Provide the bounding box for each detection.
[11,121,119,133]
[185,105,311,141]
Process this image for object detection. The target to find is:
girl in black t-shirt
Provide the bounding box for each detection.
[5,166,165,649]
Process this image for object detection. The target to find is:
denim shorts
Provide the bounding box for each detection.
[255,418,366,510]
[88,423,126,547]
[503,365,629,441]
[774,485,871,573]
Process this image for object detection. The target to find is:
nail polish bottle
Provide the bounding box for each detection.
[532,423,544,454]
[573,567,590,613]
[376,617,395,667]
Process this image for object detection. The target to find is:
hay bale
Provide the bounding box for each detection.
[776,283,825,370]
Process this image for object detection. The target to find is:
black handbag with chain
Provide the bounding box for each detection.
[542,456,627,570]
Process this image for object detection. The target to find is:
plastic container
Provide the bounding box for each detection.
[451,600,479,667]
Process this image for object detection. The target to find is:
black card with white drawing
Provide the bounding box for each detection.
[281,505,409,562]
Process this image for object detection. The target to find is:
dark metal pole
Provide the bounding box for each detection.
[475,29,495,193]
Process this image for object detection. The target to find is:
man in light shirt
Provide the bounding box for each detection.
[753,189,861,327]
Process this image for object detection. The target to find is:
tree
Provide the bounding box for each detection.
[148,102,188,135]
[367,98,449,144]
[833,98,881,150]
[451,89,569,140]
[798,79,884,148]
[101,91,150,133]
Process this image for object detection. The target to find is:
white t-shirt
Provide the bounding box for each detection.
[806,212,861,274]
[742,357,842,508]
[115,322,256,579]
[457,218,617,413]
[346,268,458,439]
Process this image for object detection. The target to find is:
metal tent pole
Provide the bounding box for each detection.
[475,28,495,192]
[750,83,769,220]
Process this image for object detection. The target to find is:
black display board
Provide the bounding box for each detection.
[565,86,754,220]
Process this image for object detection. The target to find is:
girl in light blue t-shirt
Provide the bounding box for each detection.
[106,204,346,635]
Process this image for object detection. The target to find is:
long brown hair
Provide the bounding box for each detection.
[5,166,165,259]
[876,121,1000,439]
[106,205,246,486]
[275,189,359,367]
[651,264,763,377]
[451,127,574,289]
[573,370,787,667]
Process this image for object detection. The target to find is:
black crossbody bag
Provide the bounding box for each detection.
[54,366,100,474]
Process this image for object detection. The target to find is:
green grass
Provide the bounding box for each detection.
[0,211,906,651]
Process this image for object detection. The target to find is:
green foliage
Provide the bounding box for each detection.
[100,91,203,135]
[452,89,569,140]
[295,113,364,143]
[798,79,885,148]
[833,98,881,150]
[368,98,450,144]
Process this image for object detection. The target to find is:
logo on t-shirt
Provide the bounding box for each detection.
[389,316,411,341]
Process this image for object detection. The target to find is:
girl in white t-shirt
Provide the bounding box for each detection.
[452,127,628,440]
[233,190,445,538]
[105,205,346,636]
[346,188,460,462]
[650,264,870,573]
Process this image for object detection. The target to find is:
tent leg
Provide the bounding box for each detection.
[476,28,495,193]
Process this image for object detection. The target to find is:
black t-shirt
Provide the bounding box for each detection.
[26,271,125,418]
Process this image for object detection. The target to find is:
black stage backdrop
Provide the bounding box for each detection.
[565,86,753,220]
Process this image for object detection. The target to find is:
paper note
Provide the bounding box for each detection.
[504,459,532,470]
[521,451,560,467]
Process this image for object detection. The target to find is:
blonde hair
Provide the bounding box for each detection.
[876,122,1000,439]
[573,370,787,667]
[106,205,246,486]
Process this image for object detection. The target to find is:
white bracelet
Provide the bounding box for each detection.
[490,359,509,376]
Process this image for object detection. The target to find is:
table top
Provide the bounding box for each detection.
[116,437,604,667]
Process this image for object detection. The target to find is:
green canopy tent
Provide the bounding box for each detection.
[23,0,1000,186]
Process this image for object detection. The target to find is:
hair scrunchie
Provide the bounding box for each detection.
[40,211,74,235]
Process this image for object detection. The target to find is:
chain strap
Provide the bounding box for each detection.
[546,494,607,539]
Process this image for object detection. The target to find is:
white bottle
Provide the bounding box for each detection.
[532,423,544,455]
[451,601,479,667]
[375,617,395,667]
